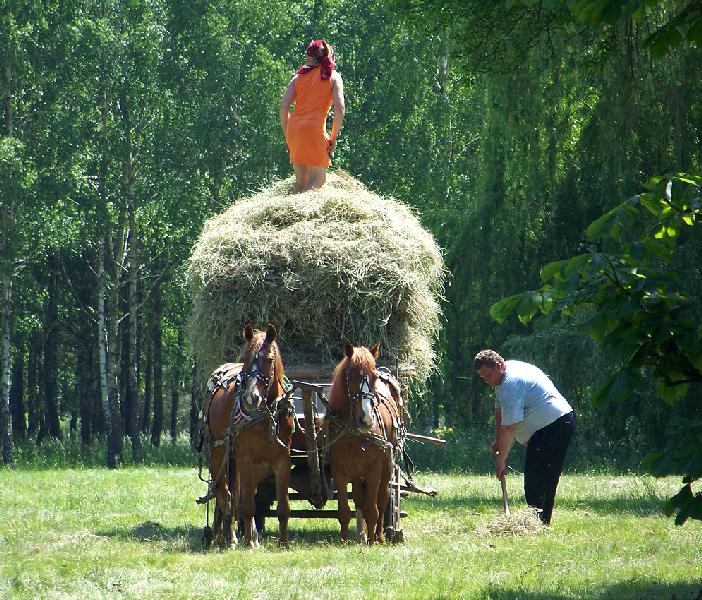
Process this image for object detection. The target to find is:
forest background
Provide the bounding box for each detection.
[1,0,701,509]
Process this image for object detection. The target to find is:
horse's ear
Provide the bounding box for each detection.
[243,324,254,341]
[370,342,381,358]
[265,323,277,342]
[344,340,354,359]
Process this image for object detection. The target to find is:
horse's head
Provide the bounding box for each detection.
[331,341,380,432]
[238,323,283,414]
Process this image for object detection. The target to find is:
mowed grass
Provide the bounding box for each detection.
[0,469,700,599]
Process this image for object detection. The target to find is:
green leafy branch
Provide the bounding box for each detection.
[508,0,702,58]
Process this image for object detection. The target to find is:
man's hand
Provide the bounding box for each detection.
[490,440,499,455]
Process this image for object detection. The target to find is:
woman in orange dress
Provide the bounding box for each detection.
[279,40,345,193]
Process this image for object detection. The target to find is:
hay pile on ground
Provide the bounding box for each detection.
[186,171,445,380]
[474,509,545,537]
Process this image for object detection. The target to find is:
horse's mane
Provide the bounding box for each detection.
[328,345,376,412]
[239,329,285,391]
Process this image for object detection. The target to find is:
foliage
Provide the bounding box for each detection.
[490,173,702,524]
[561,0,702,58]
[11,432,197,469]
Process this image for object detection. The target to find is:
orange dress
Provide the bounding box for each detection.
[286,70,333,167]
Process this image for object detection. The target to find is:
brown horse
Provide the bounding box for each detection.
[326,341,403,545]
[202,324,293,548]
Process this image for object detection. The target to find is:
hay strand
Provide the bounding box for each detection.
[474,508,545,537]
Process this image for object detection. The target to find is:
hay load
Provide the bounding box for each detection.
[186,171,445,381]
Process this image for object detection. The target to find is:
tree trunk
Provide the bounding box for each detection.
[66,379,77,439]
[1,63,14,464]
[9,335,25,440]
[170,330,183,442]
[126,232,142,460]
[170,387,178,442]
[150,271,163,447]
[119,291,129,427]
[43,254,62,440]
[98,237,123,468]
[142,335,152,435]
[26,330,41,437]
[189,361,199,450]
[0,268,12,465]
[78,328,92,446]
[90,332,104,438]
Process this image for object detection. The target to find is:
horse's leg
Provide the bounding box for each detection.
[239,462,268,549]
[272,454,292,548]
[351,479,367,544]
[209,446,232,547]
[363,467,382,546]
[333,466,352,543]
[217,485,233,548]
[222,449,238,547]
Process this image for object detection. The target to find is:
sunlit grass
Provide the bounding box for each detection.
[0,469,699,599]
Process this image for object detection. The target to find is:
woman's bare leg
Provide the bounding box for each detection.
[302,166,327,191]
[293,164,309,193]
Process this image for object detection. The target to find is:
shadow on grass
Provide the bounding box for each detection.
[556,494,666,517]
[96,521,205,552]
[404,486,667,517]
[483,581,701,600]
[96,520,347,552]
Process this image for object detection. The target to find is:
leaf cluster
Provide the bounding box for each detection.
[563,0,702,57]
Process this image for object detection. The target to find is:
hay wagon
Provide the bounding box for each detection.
[245,362,445,543]
[188,172,448,543]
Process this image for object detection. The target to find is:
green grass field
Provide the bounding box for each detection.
[0,468,699,599]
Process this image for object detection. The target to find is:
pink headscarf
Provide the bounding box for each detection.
[296,39,335,80]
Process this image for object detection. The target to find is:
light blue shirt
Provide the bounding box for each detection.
[496,360,572,445]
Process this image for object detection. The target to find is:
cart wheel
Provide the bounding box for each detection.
[384,466,404,544]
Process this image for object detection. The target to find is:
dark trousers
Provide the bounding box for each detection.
[524,411,575,525]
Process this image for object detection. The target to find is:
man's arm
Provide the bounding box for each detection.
[492,405,517,479]
[495,421,517,480]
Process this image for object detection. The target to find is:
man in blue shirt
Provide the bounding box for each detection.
[474,349,575,525]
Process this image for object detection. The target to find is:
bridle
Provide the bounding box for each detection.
[236,344,279,415]
[345,365,376,429]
